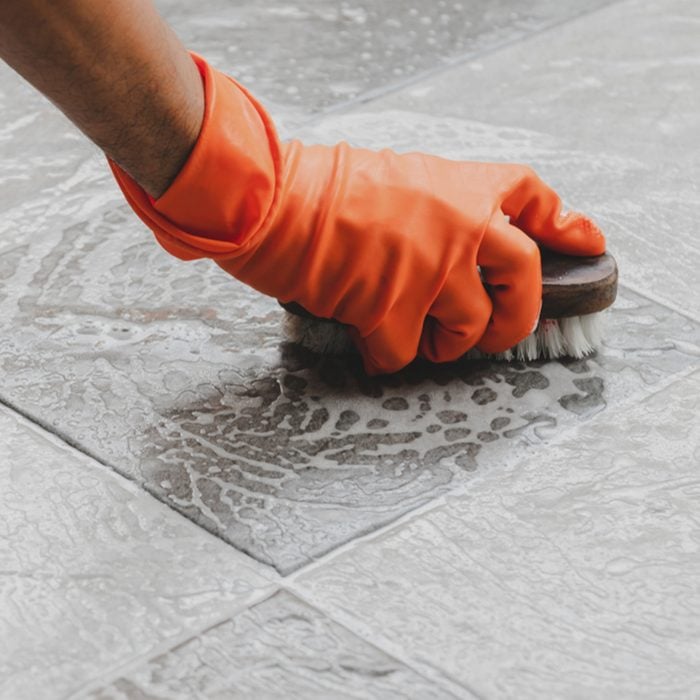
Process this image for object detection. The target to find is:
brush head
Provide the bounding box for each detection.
[280,251,618,362]
[540,249,617,317]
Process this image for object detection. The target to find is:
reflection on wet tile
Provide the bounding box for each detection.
[0,405,275,700]
[356,0,700,318]
[295,372,700,699]
[155,0,612,118]
[88,591,458,700]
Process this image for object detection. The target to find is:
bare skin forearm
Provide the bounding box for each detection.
[0,0,204,197]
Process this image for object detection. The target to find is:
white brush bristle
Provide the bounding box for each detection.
[478,312,607,361]
[473,312,607,361]
[538,319,566,358]
[282,312,608,362]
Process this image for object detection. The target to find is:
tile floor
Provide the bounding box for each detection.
[1,0,698,697]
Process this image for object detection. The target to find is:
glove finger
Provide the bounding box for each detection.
[349,302,424,376]
[500,166,606,256]
[476,213,542,354]
[419,266,491,363]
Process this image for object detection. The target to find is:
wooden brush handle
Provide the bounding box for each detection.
[281,252,618,321]
[541,250,617,318]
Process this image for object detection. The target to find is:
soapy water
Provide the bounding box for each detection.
[0,106,679,573]
[294,109,638,172]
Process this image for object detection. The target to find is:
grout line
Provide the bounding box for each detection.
[284,496,452,582]
[6,270,694,586]
[68,581,476,700]
[281,585,480,700]
[619,280,700,326]
[281,280,700,578]
[2,0,694,604]
[58,345,699,697]
[0,0,666,550]
[285,357,700,581]
[0,392,282,575]
[0,393,118,474]
[281,368,700,700]
[2,277,697,587]
[66,586,282,699]
[292,0,626,130]
[0,0,659,477]
[0,0,691,694]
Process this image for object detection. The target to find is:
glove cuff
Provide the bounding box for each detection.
[108,53,283,261]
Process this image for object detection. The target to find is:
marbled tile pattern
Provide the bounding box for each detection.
[295,371,700,699]
[361,0,700,319]
[0,406,276,700]
[87,591,458,700]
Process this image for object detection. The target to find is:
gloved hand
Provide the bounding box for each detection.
[110,54,605,375]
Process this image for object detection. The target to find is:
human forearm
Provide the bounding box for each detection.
[0,0,203,197]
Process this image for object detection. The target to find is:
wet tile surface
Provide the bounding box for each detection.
[0,405,276,700]
[1,110,698,571]
[295,371,700,699]
[359,0,700,319]
[1,0,699,696]
[87,591,459,699]
[155,0,613,119]
[0,63,104,256]
[0,0,615,251]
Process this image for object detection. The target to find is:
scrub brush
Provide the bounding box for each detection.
[280,250,618,362]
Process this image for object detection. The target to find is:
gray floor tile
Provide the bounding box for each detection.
[0,405,276,700]
[294,371,700,700]
[0,63,103,255]
[1,107,698,572]
[1,0,698,576]
[155,0,613,119]
[2,1,697,697]
[353,0,700,319]
[86,590,459,700]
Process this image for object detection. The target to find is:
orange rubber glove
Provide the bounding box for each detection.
[110,54,605,375]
